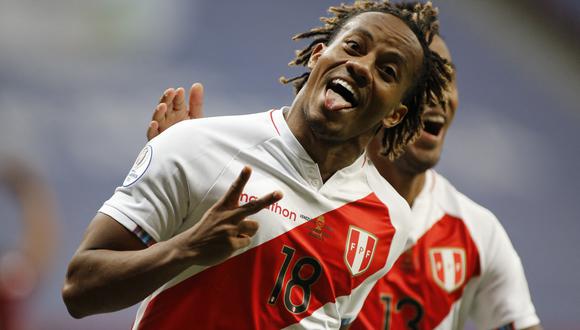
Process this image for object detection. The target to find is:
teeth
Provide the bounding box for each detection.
[332,78,355,98]
[423,115,445,124]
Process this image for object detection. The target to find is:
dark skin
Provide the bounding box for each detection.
[62,11,425,320]
[285,12,423,181]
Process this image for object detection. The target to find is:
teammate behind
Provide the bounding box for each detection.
[350,33,542,330]
[62,2,451,329]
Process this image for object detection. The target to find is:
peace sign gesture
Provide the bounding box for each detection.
[173,166,283,266]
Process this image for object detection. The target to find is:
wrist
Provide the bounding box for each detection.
[157,235,199,268]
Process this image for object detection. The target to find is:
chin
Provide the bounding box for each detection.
[395,148,441,174]
[307,115,347,142]
[311,125,347,143]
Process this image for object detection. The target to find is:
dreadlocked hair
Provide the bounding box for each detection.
[280,0,452,160]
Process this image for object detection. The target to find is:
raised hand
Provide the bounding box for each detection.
[146,83,204,141]
[173,166,283,266]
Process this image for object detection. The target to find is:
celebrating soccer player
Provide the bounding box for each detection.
[143,3,543,329]
[62,1,451,329]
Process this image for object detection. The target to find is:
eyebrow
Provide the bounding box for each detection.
[350,27,374,42]
[348,26,408,69]
[350,28,407,62]
[383,51,406,66]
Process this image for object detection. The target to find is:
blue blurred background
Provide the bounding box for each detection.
[0,0,578,329]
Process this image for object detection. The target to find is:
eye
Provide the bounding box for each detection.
[380,66,398,81]
[345,40,362,54]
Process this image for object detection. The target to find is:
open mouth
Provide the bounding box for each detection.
[422,117,445,136]
[324,78,359,111]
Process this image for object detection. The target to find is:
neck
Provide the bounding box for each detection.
[285,104,371,182]
[374,160,426,206]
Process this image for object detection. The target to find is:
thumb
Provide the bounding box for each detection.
[189,83,204,119]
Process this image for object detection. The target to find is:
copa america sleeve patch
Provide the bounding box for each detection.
[123,145,153,187]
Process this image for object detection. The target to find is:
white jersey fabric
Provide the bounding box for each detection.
[351,170,539,330]
[99,108,411,329]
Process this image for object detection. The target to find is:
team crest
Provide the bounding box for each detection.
[344,226,377,276]
[429,248,466,292]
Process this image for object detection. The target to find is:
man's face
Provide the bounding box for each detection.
[385,36,458,174]
[298,12,424,143]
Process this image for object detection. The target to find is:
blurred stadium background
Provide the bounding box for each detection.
[0,0,578,329]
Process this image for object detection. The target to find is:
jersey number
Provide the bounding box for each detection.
[381,295,424,330]
[268,245,322,314]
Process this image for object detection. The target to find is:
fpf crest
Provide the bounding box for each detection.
[429,247,466,292]
[344,226,377,276]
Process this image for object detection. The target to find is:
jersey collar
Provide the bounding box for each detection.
[270,108,366,190]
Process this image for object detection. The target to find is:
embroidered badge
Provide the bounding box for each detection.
[123,145,153,186]
[429,247,466,292]
[344,226,377,276]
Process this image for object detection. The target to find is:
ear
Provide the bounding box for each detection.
[307,43,326,69]
[382,104,408,128]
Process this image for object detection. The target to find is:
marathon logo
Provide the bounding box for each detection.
[240,193,297,221]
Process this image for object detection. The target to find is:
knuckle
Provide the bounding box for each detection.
[225,227,238,237]
[227,237,239,249]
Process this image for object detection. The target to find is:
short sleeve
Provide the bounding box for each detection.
[469,218,540,329]
[99,125,193,243]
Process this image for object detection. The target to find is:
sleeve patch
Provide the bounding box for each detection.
[123,145,153,187]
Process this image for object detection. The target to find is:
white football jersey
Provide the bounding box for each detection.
[99,109,411,329]
[351,170,540,330]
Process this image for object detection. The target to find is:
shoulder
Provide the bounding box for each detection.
[431,171,500,230]
[160,111,276,144]
[148,110,279,160]
[431,171,516,266]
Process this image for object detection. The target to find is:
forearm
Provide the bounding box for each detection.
[63,239,192,318]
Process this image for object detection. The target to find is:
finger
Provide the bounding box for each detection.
[188,83,204,119]
[158,88,174,105]
[152,103,167,123]
[236,190,283,218]
[163,88,177,112]
[230,235,252,251]
[173,87,186,112]
[146,121,159,141]
[219,166,252,208]
[237,220,259,238]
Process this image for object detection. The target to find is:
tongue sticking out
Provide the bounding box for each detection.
[325,88,353,111]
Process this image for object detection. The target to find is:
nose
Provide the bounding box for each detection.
[346,60,371,87]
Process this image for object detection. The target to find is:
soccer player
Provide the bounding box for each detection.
[62,2,451,329]
[148,16,542,330]
[349,34,542,330]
